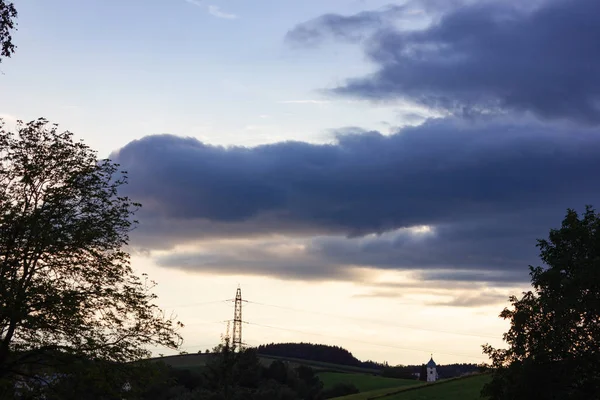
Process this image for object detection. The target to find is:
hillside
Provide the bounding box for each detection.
[151,352,381,374]
[156,343,480,380]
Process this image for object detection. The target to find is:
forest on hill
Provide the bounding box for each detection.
[257,343,375,369]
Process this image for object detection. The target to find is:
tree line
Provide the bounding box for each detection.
[257,343,368,369]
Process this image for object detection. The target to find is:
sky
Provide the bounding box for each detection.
[2,0,600,366]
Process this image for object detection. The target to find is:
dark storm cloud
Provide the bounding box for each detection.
[153,214,540,284]
[113,117,600,242]
[308,214,552,277]
[153,221,536,285]
[112,116,600,283]
[289,0,600,124]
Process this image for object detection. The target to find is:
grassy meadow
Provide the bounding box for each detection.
[318,371,419,392]
[383,374,490,400]
[333,374,490,400]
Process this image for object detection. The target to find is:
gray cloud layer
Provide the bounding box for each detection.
[287,0,600,124]
[285,4,412,46]
[112,116,600,284]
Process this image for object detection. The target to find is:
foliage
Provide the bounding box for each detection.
[380,365,413,380]
[482,206,600,399]
[0,0,17,62]
[0,119,183,391]
[436,363,480,379]
[267,360,289,384]
[418,364,427,381]
[257,343,367,368]
[295,365,323,400]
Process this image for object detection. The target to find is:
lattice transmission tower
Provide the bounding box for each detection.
[231,286,244,351]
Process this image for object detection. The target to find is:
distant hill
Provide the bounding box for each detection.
[154,352,383,376]
[257,342,382,370]
[256,342,479,379]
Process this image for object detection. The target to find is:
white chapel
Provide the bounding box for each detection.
[426,355,439,382]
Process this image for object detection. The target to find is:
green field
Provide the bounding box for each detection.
[318,372,419,393]
[333,374,490,400]
[384,374,490,400]
[330,383,425,400]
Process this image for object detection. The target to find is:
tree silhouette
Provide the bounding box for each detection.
[419,364,427,381]
[0,1,17,62]
[482,206,600,399]
[0,118,183,389]
[257,343,364,367]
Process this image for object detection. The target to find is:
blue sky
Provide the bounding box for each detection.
[2,0,600,365]
[2,0,418,156]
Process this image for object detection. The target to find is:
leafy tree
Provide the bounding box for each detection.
[201,337,325,400]
[203,335,238,396]
[0,118,183,389]
[265,360,288,385]
[0,1,17,62]
[381,365,415,379]
[294,365,323,400]
[252,380,300,400]
[418,364,427,381]
[482,206,600,399]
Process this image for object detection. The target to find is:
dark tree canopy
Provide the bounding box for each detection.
[0,119,183,388]
[257,343,365,368]
[483,206,600,399]
[418,364,427,382]
[0,1,17,62]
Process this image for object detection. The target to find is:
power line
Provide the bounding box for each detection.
[245,321,488,361]
[246,300,501,340]
[163,299,230,309]
[168,293,495,362]
[165,297,501,340]
[180,319,229,328]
